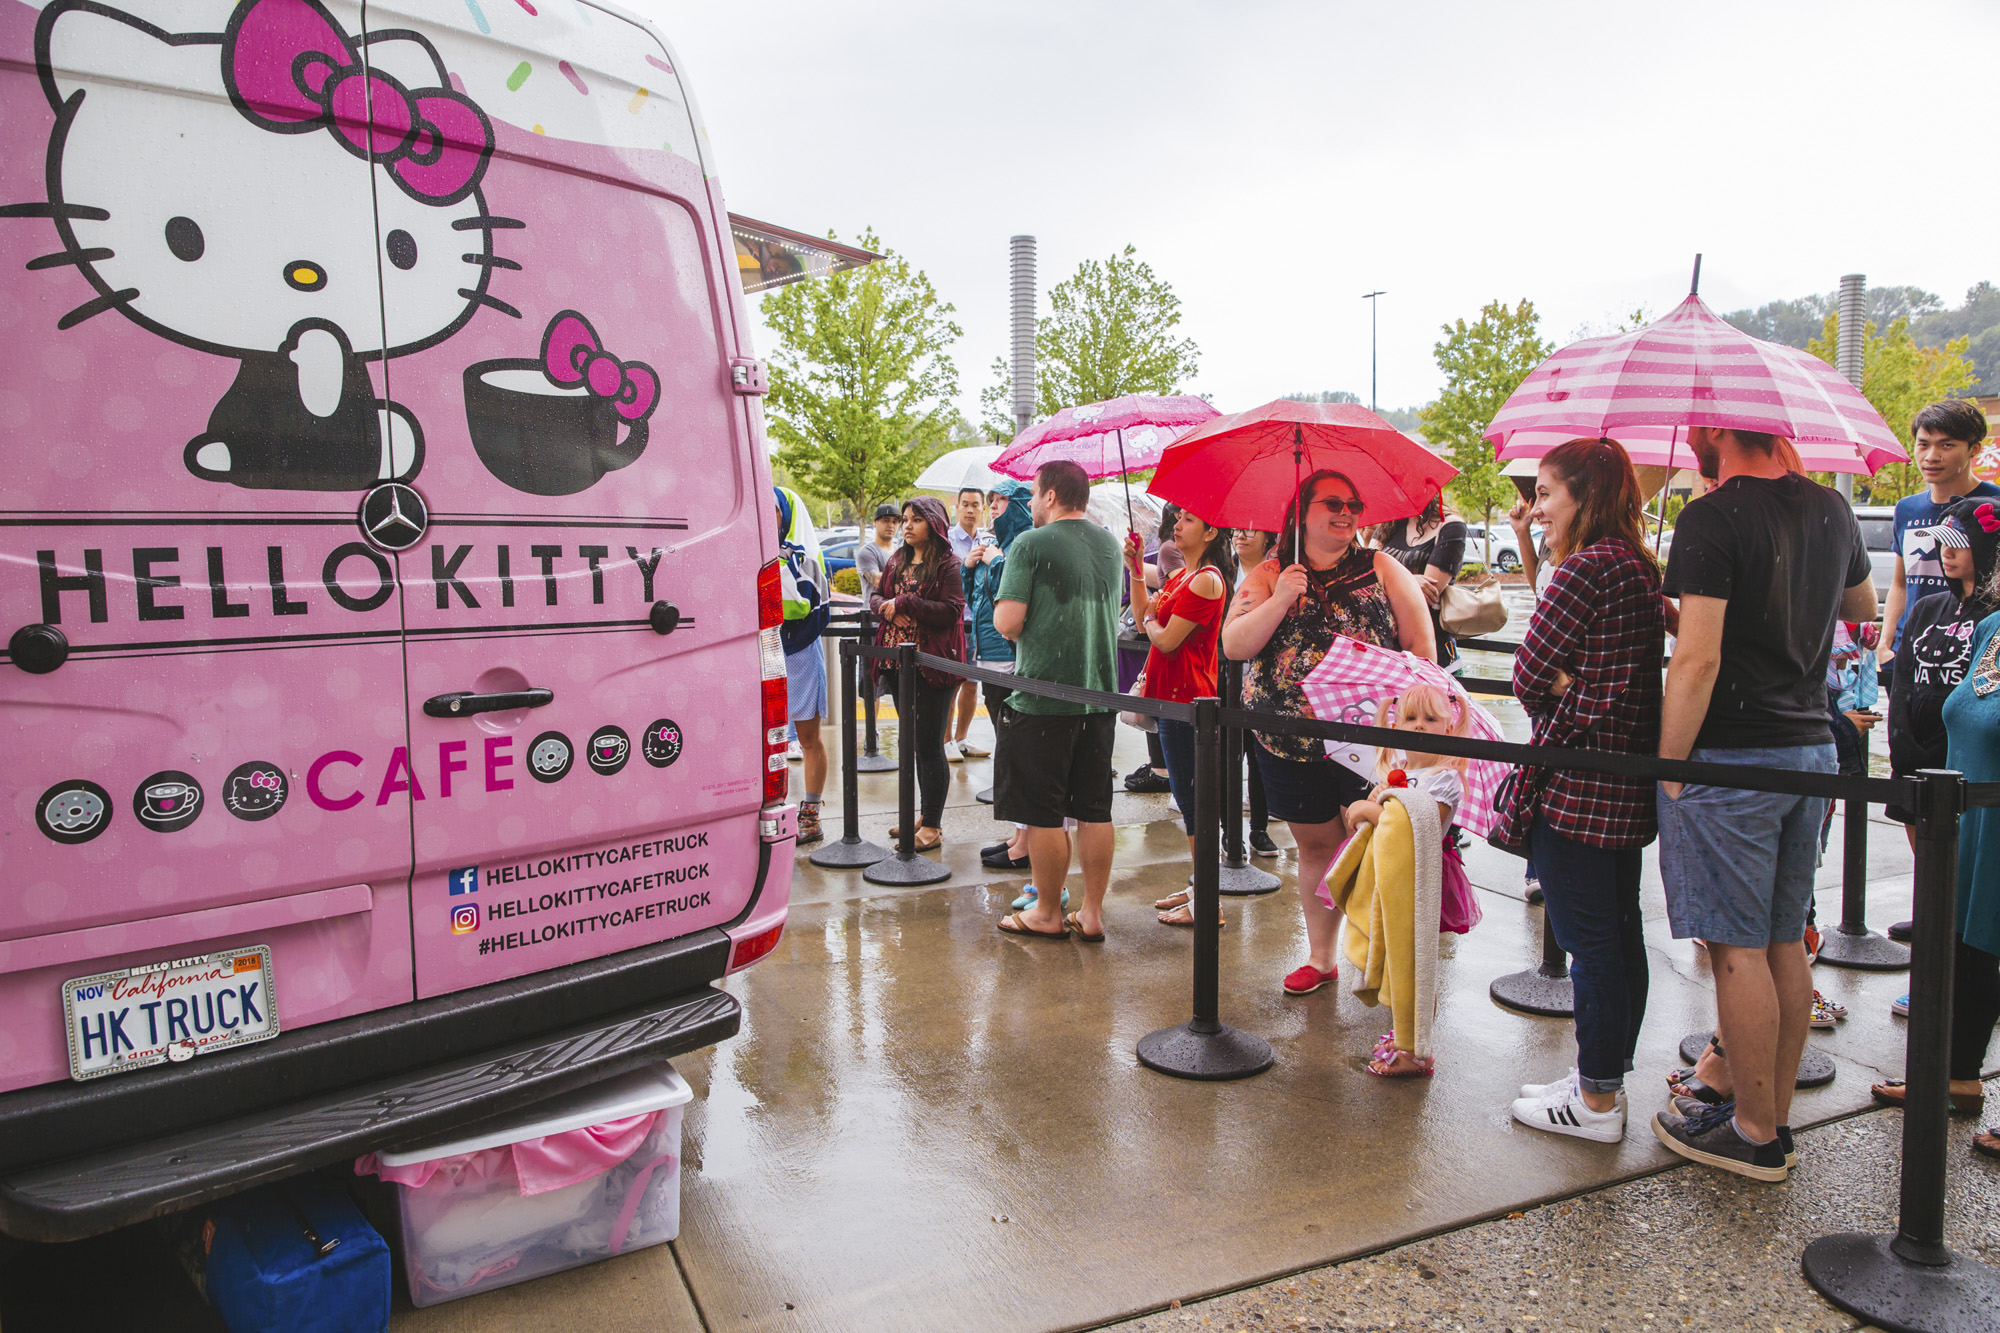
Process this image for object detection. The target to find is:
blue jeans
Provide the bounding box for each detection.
[1657,744,1836,948]
[1530,820,1648,1094]
[1157,717,1196,835]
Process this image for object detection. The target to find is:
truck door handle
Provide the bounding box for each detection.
[423,688,555,718]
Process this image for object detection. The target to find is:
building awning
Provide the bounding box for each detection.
[729,215,882,294]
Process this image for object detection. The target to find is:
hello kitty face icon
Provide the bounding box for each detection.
[224,760,289,822]
[528,731,573,783]
[641,718,683,768]
[9,0,517,492]
[36,780,112,844]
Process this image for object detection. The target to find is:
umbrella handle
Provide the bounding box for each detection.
[1117,427,1135,536]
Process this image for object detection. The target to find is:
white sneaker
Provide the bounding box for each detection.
[785,741,803,762]
[1519,1068,1578,1100]
[1511,1082,1626,1143]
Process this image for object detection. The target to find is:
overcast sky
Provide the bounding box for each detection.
[640,0,2000,424]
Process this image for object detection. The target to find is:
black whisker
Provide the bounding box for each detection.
[452,216,526,231]
[461,253,521,270]
[27,247,112,271]
[58,288,138,330]
[460,289,521,319]
[0,202,110,221]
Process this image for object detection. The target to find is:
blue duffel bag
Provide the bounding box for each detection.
[167,1176,391,1333]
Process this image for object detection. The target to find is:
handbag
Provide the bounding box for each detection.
[1119,670,1158,733]
[1485,762,1551,859]
[1439,577,1507,637]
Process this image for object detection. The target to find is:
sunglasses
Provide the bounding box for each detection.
[1312,497,1366,516]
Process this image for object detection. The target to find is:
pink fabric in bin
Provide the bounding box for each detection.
[357,1111,661,1196]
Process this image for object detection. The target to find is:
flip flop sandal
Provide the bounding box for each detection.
[1872,1080,1986,1115]
[1973,1129,2000,1161]
[996,912,1068,940]
[1156,904,1225,929]
[913,830,943,852]
[1665,1069,1730,1106]
[1063,911,1105,943]
[1153,889,1192,911]
[1366,1049,1434,1078]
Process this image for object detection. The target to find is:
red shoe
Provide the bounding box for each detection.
[1283,964,1337,996]
[1803,925,1822,964]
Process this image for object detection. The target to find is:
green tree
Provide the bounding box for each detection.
[1036,244,1200,413]
[978,356,1015,443]
[1806,314,1979,504]
[761,228,962,519]
[1419,299,1552,564]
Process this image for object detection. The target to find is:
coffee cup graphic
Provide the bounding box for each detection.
[463,311,660,496]
[587,725,630,775]
[133,770,204,832]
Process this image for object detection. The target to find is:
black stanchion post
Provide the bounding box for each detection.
[810,638,891,869]
[1138,697,1274,1080]
[1490,907,1575,1017]
[855,605,896,773]
[1217,659,1278,896]
[1803,769,2000,1329]
[864,644,951,886]
[1818,796,1909,970]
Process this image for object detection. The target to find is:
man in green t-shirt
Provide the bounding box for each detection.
[991,460,1122,941]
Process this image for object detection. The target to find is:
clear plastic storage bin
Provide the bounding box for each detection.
[365,1063,692,1307]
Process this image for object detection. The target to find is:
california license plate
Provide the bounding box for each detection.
[62,946,279,1081]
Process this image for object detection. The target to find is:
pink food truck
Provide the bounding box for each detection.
[0,0,801,1240]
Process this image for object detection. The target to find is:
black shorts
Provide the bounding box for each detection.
[994,708,1118,827]
[1250,735,1368,827]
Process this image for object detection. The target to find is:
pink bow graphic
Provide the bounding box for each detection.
[224,0,493,205]
[542,312,660,422]
[1977,503,2000,534]
[248,770,282,792]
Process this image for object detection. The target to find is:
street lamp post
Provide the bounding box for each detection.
[1361,290,1386,413]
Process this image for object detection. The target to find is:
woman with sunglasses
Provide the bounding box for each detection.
[1223,471,1434,997]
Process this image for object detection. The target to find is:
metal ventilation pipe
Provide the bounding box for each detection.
[1010,235,1037,435]
[1836,273,1865,502]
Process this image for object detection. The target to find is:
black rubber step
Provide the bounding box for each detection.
[0,986,738,1242]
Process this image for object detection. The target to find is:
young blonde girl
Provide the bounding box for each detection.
[1328,677,1483,1077]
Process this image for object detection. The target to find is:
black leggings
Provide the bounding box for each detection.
[1245,747,1268,835]
[1951,935,2000,1082]
[905,673,954,827]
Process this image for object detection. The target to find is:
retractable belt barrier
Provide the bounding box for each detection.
[807,636,2000,1315]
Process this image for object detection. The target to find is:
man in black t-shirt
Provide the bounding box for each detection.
[1651,428,1877,1183]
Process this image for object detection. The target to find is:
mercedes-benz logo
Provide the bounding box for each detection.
[359,483,429,553]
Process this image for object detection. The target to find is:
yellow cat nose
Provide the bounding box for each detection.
[283,260,327,292]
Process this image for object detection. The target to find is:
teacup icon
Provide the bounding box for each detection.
[463,312,660,497]
[587,726,631,776]
[144,782,199,820]
[594,735,626,763]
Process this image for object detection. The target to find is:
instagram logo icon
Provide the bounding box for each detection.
[451,902,480,935]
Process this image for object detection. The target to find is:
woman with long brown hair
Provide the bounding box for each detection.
[870,496,965,849]
[1503,437,1666,1145]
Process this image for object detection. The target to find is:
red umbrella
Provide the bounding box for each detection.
[1149,399,1457,563]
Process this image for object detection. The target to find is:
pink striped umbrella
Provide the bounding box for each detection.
[992,394,1219,480]
[1484,294,1907,475]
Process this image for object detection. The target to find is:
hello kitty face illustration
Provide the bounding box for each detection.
[1913,618,1976,674]
[12,0,519,491]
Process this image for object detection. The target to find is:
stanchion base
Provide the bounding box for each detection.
[976,786,994,805]
[1816,927,1911,972]
[1887,919,1914,943]
[862,851,952,886]
[1802,1232,2000,1333]
[1137,1022,1274,1081]
[1490,967,1574,1017]
[1679,1031,1835,1087]
[808,837,892,869]
[1218,862,1281,895]
[854,754,898,773]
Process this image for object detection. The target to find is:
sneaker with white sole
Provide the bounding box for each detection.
[1519,1068,1578,1100]
[1651,1104,1788,1181]
[1511,1081,1626,1143]
[1668,1097,1796,1168]
[1892,993,1910,1017]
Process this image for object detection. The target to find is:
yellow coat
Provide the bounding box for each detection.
[1322,790,1443,1060]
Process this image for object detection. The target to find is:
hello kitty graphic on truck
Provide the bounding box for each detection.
[2,0,518,490]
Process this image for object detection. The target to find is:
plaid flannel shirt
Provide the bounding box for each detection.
[1512,540,1665,848]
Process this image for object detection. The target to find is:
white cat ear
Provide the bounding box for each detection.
[42,4,223,108]
[362,29,451,92]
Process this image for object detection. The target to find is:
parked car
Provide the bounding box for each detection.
[1461,523,1541,574]
[0,0,793,1243]
[1853,504,1898,599]
[821,536,860,578]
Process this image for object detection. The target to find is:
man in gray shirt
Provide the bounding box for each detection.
[857,503,898,594]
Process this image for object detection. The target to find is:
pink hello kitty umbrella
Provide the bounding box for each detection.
[992,394,1219,531]
[1300,635,1508,838]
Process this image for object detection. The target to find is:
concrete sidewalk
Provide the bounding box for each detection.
[4,712,1992,1333]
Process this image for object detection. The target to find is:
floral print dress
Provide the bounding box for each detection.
[1244,546,1398,761]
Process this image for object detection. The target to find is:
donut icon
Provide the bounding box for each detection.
[527,731,573,783]
[37,780,111,844]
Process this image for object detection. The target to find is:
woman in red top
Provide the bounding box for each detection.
[1127,506,1236,927]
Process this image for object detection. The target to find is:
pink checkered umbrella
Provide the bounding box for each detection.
[992,393,1219,531]
[1484,291,1907,476]
[1300,635,1507,837]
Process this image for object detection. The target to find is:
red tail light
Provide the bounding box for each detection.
[758,559,789,805]
[729,921,784,972]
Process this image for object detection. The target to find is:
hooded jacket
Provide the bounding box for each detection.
[1889,496,2000,777]
[775,487,829,655]
[869,495,965,687]
[966,478,1033,662]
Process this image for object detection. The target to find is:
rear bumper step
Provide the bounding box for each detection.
[0,985,738,1242]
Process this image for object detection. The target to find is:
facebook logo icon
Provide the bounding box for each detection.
[448,867,480,896]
